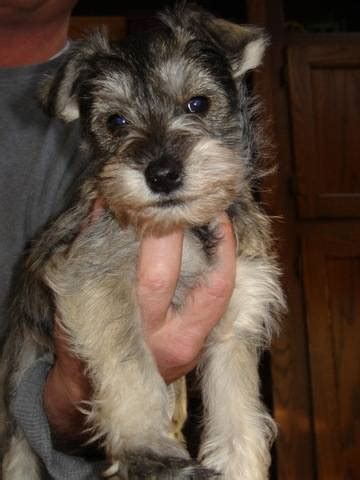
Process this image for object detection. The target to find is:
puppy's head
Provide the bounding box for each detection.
[42,4,267,233]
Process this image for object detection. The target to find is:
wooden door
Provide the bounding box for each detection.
[288,39,360,218]
[247,2,360,477]
[302,224,360,480]
[286,35,360,480]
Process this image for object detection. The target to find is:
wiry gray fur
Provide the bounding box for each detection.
[0,4,284,479]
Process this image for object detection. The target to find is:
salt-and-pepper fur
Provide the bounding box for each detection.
[0,4,285,479]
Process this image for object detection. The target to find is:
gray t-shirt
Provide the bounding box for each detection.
[0,57,102,478]
[0,56,85,337]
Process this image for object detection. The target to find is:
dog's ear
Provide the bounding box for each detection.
[162,4,268,79]
[205,18,268,79]
[40,31,110,122]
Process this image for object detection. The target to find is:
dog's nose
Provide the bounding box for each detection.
[145,156,182,194]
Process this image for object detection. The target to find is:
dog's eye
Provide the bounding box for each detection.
[107,114,129,131]
[186,96,209,114]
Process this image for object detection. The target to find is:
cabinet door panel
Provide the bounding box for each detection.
[302,225,360,479]
[288,41,360,218]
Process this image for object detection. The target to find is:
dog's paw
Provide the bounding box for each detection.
[123,455,218,479]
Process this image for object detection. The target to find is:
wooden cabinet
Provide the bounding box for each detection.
[302,224,360,480]
[247,7,360,474]
[288,40,360,218]
[275,35,360,479]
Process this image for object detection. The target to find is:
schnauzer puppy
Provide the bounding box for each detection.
[0,4,284,480]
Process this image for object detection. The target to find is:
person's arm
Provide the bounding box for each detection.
[43,213,236,448]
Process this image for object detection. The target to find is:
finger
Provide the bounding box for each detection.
[136,229,184,335]
[159,355,200,384]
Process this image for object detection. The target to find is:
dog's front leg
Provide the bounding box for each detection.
[199,257,283,480]
[51,273,215,479]
[199,335,274,480]
[55,280,181,439]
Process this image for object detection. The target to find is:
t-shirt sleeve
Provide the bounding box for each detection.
[11,356,105,480]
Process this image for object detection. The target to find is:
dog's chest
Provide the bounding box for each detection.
[47,215,211,310]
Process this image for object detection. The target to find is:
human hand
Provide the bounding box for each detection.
[137,213,236,383]
[43,319,96,453]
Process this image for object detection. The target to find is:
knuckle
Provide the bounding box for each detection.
[208,274,234,299]
[175,343,198,366]
[137,268,173,296]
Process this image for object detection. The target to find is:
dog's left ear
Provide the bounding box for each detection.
[206,18,268,79]
[163,5,268,79]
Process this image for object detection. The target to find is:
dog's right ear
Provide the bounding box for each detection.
[40,31,110,122]
[40,49,86,122]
